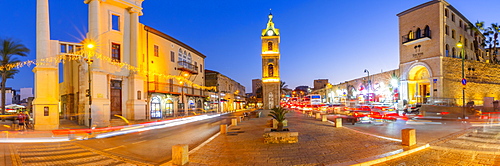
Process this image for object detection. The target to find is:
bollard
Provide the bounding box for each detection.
[231,118,238,126]
[322,115,328,122]
[335,118,343,128]
[402,128,416,146]
[315,113,321,119]
[172,144,189,165]
[220,125,227,134]
[238,116,243,122]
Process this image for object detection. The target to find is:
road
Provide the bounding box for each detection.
[8,112,245,165]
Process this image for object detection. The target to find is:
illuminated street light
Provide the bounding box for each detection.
[84,39,95,128]
[456,41,466,119]
[364,69,370,104]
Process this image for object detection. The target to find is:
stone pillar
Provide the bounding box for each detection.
[231,119,238,126]
[172,144,189,165]
[33,0,59,130]
[335,118,342,128]
[402,128,416,146]
[322,115,327,122]
[220,125,227,134]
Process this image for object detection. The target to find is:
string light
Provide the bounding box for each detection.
[0,50,216,91]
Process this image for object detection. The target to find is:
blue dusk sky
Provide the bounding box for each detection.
[0,0,499,93]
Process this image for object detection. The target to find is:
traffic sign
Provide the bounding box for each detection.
[462,78,467,85]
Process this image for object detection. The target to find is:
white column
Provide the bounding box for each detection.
[33,0,59,130]
[126,8,146,120]
[86,0,101,68]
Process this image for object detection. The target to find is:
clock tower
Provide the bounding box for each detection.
[261,13,281,109]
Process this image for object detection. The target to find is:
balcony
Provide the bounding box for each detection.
[177,61,198,75]
[402,30,431,45]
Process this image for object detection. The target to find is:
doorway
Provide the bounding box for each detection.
[110,80,122,118]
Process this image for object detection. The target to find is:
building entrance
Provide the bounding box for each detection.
[407,66,431,104]
[110,80,122,118]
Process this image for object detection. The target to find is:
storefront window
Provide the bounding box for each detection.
[151,97,162,118]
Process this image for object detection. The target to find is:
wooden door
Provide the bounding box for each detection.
[110,80,122,118]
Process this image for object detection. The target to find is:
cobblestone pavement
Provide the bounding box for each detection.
[374,125,500,166]
[7,142,150,166]
[185,110,406,166]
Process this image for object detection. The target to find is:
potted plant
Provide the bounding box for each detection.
[268,107,289,131]
[264,107,298,143]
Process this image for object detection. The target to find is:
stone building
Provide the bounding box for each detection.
[37,0,208,128]
[397,0,498,106]
[205,70,246,112]
[316,0,500,108]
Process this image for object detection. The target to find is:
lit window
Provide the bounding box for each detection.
[112,43,121,62]
[408,31,414,39]
[154,45,159,57]
[112,14,120,31]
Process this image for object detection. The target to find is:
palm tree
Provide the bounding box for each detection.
[471,21,486,61]
[0,38,29,116]
[488,23,500,63]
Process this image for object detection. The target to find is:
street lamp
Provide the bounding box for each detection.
[83,39,95,128]
[364,69,370,104]
[457,41,466,119]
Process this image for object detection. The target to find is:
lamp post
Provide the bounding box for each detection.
[84,40,94,128]
[364,69,370,104]
[457,41,466,119]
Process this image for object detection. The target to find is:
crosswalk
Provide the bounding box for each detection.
[437,126,500,152]
[10,142,144,166]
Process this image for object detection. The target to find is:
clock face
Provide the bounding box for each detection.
[267,30,273,36]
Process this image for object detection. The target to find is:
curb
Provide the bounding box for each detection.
[350,144,430,166]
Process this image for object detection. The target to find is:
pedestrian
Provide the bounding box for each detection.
[17,111,27,130]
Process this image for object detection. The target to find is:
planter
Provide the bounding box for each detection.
[272,119,287,128]
[263,128,298,144]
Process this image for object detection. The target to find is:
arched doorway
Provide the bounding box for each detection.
[407,65,431,104]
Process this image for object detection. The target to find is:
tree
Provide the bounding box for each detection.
[470,21,486,61]
[268,107,288,131]
[487,23,500,63]
[0,38,29,116]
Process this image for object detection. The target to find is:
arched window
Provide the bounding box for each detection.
[408,31,414,40]
[268,64,274,77]
[183,51,187,60]
[445,44,449,57]
[416,28,421,38]
[178,49,183,62]
[452,47,456,58]
[187,53,192,63]
[268,42,273,51]
[424,25,430,37]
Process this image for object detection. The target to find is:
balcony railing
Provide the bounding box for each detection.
[402,30,431,45]
[177,61,198,75]
[147,81,204,96]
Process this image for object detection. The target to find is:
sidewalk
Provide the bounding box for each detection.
[185,110,416,166]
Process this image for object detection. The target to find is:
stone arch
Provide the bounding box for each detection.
[402,62,433,104]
